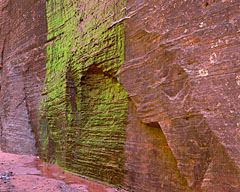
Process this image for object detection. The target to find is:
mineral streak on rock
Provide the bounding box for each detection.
[0,0,47,154]
[120,0,240,191]
[39,0,128,186]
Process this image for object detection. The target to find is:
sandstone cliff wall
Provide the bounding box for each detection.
[0,0,240,191]
[121,0,240,191]
[0,0,47,154]
[39,0,128,185]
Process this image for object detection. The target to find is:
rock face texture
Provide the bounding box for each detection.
[39,0,128,185]
[0,0,240,191]
[121,0,240,191]
[0,0,47,154]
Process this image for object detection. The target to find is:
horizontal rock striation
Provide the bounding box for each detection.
[0,0,240,191]
[0,0,47,154]
[38,0,128,186]
[121,0,240,191]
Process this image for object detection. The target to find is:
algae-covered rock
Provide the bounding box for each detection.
[0,0,240,191]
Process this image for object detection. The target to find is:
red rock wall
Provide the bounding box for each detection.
[0,0,47,154]
[121,0,240,191]
[0,0,240,191]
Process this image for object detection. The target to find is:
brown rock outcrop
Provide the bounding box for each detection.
[0,0,47,154]
[0,0,240,191]
[121,0,240,191]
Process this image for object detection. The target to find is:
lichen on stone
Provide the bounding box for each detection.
[39,0,128,186]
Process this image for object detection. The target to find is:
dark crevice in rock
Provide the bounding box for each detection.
[81,64,118,85]
[66,65,77,114]
[145,121,160,128]
[15,97,25,109]
[0,38,6,69]
[0,38,6,147]
[45,32,64,45]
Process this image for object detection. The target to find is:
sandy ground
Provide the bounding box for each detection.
[0,149,126,192]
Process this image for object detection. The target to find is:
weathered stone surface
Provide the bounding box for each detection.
[124,100,190,191]
[38,0,128,186]
[0,0,240,191]
[121,0,240,191]
[0,0,47,154]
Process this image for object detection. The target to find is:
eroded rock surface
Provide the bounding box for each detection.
[38,0,128,186]
[0,0,47,154]
[121,0,240,191]
[0,0,240,191]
